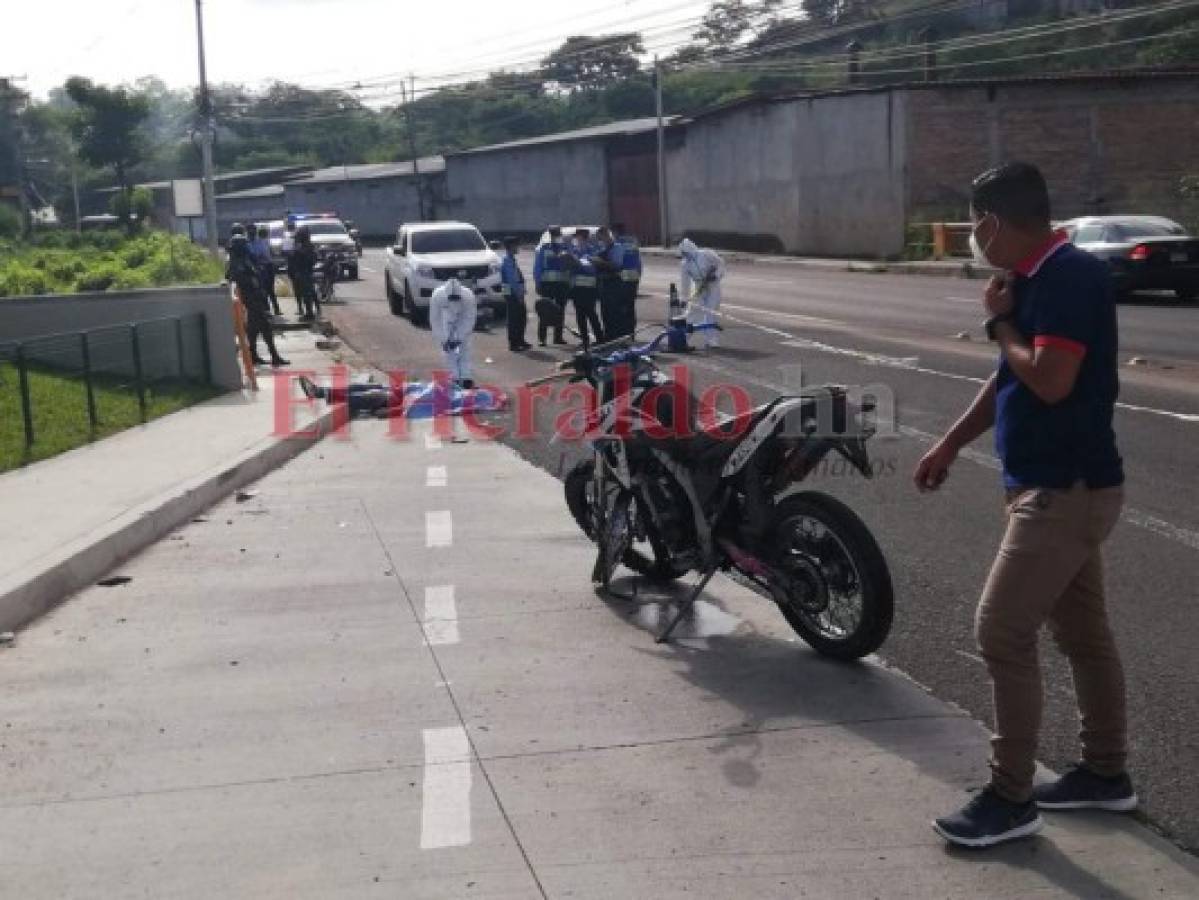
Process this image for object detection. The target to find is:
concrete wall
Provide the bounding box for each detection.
[0,286,241,390]
[666,92,907,258]
[445,142,610,237]
[283,176,433,240]
[906,77,1199,224]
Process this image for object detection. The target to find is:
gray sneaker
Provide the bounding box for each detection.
[1033,765,1138,812]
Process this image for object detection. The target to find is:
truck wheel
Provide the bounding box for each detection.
[385,273,402,315]
[407,285,428,327]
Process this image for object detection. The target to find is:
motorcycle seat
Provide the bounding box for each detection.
[651,402,774,467]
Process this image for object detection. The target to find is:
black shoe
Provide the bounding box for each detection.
[933,788,1043,849]
[297,375,322,399]
[1033,765,1137,812]
[553,338,569,346]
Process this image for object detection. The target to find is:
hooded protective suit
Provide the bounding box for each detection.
[679,238,725,347]
[430,278,478,384]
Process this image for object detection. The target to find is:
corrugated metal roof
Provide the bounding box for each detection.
[96,165,312,194]
[216,184,286,200]
[451,117,678,156]
[684,68,1199,124]
[284,157,445,184]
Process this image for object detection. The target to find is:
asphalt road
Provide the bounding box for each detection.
[331,248,1199,852]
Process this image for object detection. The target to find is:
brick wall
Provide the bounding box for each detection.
[905,76,1199,225]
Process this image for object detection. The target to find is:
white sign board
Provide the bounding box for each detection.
[172,178,204,218]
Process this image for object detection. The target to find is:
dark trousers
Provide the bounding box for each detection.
[570,289,604,349]
[292,273,319,317]
[245,301,281,362]
[259,265,280,315]
[621,282,639,337]
[506,295,528,349]
[537,285,567,344]
[599,279,622,340]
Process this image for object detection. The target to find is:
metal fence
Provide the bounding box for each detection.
[0,313,212,453]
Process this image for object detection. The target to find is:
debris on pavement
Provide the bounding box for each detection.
[0,632,15,648]
[234,490,258,503]
[97,575,133,587]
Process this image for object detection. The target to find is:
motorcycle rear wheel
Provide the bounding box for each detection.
[770,491,893,660]
[564,460,688,583]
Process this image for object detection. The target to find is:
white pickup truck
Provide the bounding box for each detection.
[384,221,504,325]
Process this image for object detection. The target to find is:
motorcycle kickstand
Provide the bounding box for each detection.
[656,567,717,644]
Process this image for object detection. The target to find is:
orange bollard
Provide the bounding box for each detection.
[932,222,947,260]
[231,286,258,392]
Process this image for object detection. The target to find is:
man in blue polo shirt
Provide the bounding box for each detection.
[914,162,1132,848]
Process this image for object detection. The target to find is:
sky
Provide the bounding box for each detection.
[7,0,713,100]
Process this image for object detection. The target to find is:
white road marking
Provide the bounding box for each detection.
[423,585,459,645]
[945,296,981,304]
[901,426,1199,550]
[360,265,376,273]
[723,311,1199,423]
[426,465,448,487]
[955,649,986,666]
[721,302,844,329]
[426,510,453,548]
[420,726,472,849]
[424,432,442,450]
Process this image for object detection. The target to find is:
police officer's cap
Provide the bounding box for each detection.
[503,235,519,247]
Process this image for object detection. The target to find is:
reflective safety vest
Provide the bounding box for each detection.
[538,245,568,284]
[570,257,598,289]
[619,238,642,283]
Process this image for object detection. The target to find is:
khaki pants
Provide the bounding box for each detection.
[976,482,1126,802]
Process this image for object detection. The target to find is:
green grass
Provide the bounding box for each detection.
[0,362,220,472]
[0,230,224,298]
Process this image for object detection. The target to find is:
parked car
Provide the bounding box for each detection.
[256,220,289,272]
[287,214,359,281]
[384,221,503,325]
[1063,215,1199,302]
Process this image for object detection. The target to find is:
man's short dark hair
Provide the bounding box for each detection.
[971,162,1051,229]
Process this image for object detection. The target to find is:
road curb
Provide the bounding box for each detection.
[639,247,991,279]
[0,404,340,634]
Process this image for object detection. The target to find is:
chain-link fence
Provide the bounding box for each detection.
[0,314,214,469]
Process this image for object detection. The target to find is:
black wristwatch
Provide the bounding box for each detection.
[984,313,1013,341]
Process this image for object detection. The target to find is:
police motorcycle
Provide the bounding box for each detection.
[313,249,339,306]
[527,322,894,659]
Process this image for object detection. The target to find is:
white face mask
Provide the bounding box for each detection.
[970,215,999,267]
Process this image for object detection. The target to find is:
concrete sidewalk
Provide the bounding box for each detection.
[2,416,1196,898]
[0,328,338,633]
[640,246,990,278]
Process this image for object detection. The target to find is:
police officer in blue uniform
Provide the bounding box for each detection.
[500,235,531,352]
[533,226,570,347]
[592,226,625,340]
[567,227,604,349]
[613,222,642,338]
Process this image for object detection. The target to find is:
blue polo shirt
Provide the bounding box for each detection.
[994,235,1124,490]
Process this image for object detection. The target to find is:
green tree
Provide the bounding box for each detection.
[542,34,646,91]
[65,77,150,234]
[108,184,153,224]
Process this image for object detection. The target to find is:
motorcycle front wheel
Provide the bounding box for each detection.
[770,491,894,660]
[564,460,688,583]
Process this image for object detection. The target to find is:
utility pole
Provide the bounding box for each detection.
[1,76,31,237]
[401,76,425,221]
[653,56,669,248]
[194,0,219,255]
[71,161,81,233]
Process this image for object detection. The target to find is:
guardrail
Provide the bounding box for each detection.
[0,313,212,455]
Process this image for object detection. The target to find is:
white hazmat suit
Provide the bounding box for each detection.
[430,278,478,385]
[679,238,725,347]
